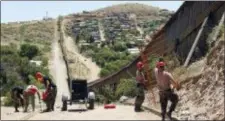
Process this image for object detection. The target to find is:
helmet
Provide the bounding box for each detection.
[156,62,165,68]
[35,72,43,82]
[137,61,144,70]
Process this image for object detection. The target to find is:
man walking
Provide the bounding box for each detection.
[134,61,147,112]
[23,85,41,112]
[154,61,180,121]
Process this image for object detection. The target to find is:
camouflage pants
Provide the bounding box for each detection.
[11,92,24,112]
[134,83,145,111]
[45,87,57,111]
[24,93,35,112]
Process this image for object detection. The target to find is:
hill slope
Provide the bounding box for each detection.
[64,3,172,78]
[93,3,171,17]
[175,30,224,120]
[1,20,54,47]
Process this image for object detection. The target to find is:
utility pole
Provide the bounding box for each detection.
[46,11,48,19]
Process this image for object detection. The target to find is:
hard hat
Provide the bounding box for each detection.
[35,72,43,82]
[137,61,144,70]
[157,62,165,68]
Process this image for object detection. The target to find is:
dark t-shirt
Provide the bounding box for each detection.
[11,86,24,97]
[43,76,56,89]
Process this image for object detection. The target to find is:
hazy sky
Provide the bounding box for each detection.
[1,1,184,23]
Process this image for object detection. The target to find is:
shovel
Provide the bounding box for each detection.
[39,101,42,112]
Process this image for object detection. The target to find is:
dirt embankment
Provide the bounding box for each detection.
[61,19,101,82]
[175,37,224,120]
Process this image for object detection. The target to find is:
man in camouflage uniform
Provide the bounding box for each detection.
[135,61,147,112]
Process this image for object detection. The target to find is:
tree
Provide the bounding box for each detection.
[19,44,39,60]
[100,68,110,77]
[113,42,127,52]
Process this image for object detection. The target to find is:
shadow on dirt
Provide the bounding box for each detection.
[67,109,88,112]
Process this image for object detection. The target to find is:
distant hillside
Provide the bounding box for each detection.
[93,3,172,17]
[1,20,54,46]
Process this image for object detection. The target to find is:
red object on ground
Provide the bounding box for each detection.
[42,91,48,101]
[104,104,116,109]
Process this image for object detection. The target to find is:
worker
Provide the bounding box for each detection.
[23,85,41,112]
[11,86,24,112]
[154,61,180,121]
[35,72,57,112]
[134,61,147,112]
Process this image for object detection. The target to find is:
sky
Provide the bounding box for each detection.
[1,1,184,23]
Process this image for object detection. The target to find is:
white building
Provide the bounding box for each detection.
[30,60,42,66]
[128,48,139,54]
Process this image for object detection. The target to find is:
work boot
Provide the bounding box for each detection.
[42,108,51,112]
[161,116,165,121]
[167,112,173,120]
[135,107,144,112]
[15,110,19,112]
[161,113,165,121]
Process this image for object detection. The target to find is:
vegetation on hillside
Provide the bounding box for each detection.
[1,43,49,106]
[1,20,54,106]
[93,3,172,17]
[81,43,137,77]
[1,20,54,44]
[64,3,172,78]
[94,78,136,103]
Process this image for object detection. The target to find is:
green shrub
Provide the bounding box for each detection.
[94,85,117,103]
[41,57,48,67]
[115,78,136,98]
[100,68,110,77]
[113,42,127,52]
[1,44,49,97]
[19,44,39,60]
[3,92,13,106]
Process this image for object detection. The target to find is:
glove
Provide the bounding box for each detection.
[175,82,181,91]
[176,84,181,91]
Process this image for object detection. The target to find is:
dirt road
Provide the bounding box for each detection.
[1,104,161,120]
[48,19,70,103]
[98,19,106,42]
[62,19,101,82]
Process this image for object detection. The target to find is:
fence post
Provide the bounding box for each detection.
[183,16,209,67]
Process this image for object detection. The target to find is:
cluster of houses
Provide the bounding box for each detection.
[102,12,136,42]
[71,18,101,44]
[69,12,164,55]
